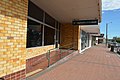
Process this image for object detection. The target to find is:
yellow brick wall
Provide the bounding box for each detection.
[26,45,55,59]
[60,24,80,50]
[0,0,28,77]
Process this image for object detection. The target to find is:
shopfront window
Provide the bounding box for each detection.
[28,1,43,21]
[81,30,89,50]
[27,19,43,48]
[45,13,55,27]
[27,0,60,48]
[44,26,55,45]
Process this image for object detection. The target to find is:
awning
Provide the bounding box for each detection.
[80,25,100,34]
[31,0,102,23]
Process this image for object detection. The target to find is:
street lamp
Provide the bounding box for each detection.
[106,22,112,46]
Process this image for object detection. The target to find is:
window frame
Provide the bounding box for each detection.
[27,16,60,48]
[27,1,60,48]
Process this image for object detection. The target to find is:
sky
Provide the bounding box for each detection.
[101,0,120,39]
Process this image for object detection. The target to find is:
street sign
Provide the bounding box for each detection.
[72,19,98,25]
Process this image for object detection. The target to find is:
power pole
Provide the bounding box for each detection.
[106,23,108,46]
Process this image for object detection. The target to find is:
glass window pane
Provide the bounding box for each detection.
[27,19,43,48]
[81,30,89,50]
[44,26,55,45]
[45,13,55,27]
[28,1,43,22]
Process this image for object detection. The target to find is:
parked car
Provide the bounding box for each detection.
[108,42,117,48]
[117,44,120,54]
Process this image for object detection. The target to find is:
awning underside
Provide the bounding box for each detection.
[80,25,100,34]
[31,0,101,23]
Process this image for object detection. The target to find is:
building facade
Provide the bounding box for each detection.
[0,0,102,80]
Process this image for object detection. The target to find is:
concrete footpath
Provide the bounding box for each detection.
[27,44,120,80]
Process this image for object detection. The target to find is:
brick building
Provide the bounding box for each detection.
[0,0,102,80]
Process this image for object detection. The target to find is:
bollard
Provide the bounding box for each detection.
[111,45,114,52]
[108,44,111,48]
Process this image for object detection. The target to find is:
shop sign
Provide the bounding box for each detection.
[72,19,98,25]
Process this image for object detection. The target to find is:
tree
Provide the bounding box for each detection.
[116,37,120,43]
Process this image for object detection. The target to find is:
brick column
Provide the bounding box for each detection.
[0,0,28,79]
[60,24,81,50]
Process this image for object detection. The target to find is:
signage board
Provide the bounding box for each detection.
[72,19,98,25]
